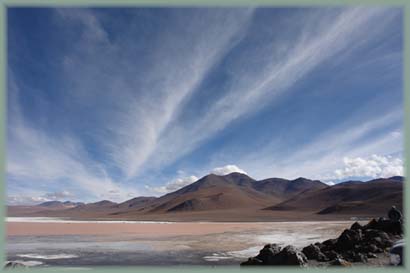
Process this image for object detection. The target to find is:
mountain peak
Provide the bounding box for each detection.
[91,200,117,206]
[223,172,253,179]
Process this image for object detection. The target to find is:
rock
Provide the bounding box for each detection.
[302,244,328,261]
[314,242,324,250]
[363,218,403,235]
[254,244,282,264]
[370,236,392,248]
[363,229,390,241]
[362,243,382,253]
[241,257,263,266]
[240,209,403,267]
[336,229,362,251]
[324,250,340,260]
[341,250,355,261]
[317,252,329,262]
[350,222,363,230]
[321,238,337,251]
[241,244,307,266]
[330,258,352,266]
[323,238,337,246]
[271,245,307,266]
[302,244,321,260]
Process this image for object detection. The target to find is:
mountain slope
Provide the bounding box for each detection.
[264,177,403,216]
[145,173,279,213]
[141,173,329,213]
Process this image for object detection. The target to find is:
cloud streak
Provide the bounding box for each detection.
[55,8,255,179]
[145,7,400,171]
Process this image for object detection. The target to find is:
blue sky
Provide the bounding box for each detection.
[7,7,404,204]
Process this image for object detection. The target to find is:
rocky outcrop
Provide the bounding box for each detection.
[241,244,307,266]
[241,216,403,267]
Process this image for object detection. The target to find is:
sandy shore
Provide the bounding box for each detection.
[7,221,276,236]
[7,218,358,237]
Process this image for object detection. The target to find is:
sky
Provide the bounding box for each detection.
[7,7,404,205]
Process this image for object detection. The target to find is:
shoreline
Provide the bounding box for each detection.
[6,216,363,224]
[7,219,357,236]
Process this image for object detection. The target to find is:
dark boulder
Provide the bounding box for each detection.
[271,245,308,266]
[324,250,340,260]
[302,244,328,261]
[368,236,393,249]
[336,229,362,251]
[314,242,324,249]
[361,243,382,253]
[241,245,307,267]
[350,222,363,230]
[321,238,337,251]
[363,218,402,235]
[254,244,282,264]
[302,244,321,260]
[363,229,390,241]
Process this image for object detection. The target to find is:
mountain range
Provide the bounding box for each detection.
[8,173,403,221]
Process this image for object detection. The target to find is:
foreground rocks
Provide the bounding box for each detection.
[241,217,403,267]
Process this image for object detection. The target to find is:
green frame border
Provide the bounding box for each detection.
[0,0,408,272]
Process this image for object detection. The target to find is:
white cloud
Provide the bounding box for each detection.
[333,154,403,179]
[7,195,49,205]
[8,190,74,205]
[211,165,247,176]
[146,175,199,194]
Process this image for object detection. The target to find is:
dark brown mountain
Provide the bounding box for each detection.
[7,200,84,216]
[264,177,403,217]
[7,174,403,220]
[252,177,329,198]
[38,201,84,208]
[131,173,327,214]
[115,196,157,209]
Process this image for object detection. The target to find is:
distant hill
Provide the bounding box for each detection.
[7,200,84,217]
[7,174,404,221]
[37,201,84,209]
[264,177,403,217]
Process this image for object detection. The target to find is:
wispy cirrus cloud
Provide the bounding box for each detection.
[144,7,401,172]
[7,72,140,202]
[56,8,255,179]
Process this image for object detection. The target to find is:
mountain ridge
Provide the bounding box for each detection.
[7,174,404,221]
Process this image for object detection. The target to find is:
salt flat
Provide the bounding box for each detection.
[7,218,357,266]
